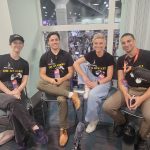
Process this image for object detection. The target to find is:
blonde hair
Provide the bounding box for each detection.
[92,33,106,43]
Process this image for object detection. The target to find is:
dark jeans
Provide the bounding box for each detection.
[0,93,36,144]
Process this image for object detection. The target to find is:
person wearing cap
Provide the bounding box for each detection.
[74,33,115,133]
[37,32,81,147]
[0,34,48,149]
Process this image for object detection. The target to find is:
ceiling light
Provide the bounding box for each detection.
[43,6,46,9]
[104,1,107,4]
[106,4,109,7]
[92,3,99,6]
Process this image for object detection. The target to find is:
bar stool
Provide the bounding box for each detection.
[40,92,78,128]
[120,107,144,150]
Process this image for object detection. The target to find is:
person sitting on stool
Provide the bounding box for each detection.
[0,34,48,149]
[74,33,115,133]
[37,32,81,147]
[103,33,150,149]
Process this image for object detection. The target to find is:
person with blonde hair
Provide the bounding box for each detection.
[74,33,115,133]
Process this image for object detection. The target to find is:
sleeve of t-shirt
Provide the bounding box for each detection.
[39,53,47,68]
[23,61,29,75]
[117,56,124,70]
[107,55,115,66]
[66,54,74,67]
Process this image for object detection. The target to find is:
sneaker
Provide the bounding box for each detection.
[85,120,99,133]
[71,92,81,110]
[59,129,68,147]
[83,86,90,99]
[34,126,48,145]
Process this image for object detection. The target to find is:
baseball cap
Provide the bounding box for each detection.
[9,34,24,44]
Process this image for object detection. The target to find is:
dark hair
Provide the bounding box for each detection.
[121,33,135,40]
[46,32,60,43]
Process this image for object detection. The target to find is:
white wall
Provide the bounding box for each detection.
[7,0,43,96]
[118,0,150,56]
[0,0,13,54]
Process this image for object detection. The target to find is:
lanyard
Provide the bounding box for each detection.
[123,49,139,73]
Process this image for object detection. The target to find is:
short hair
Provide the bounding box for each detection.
[121,33,135,40]
[46,32,60,43]
[92,33,106,43]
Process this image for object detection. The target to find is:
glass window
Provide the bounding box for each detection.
[40,0,110,26]
[113,29,120,56]
[68,30,108,60]
[114,0,122,23]
[43,30,108,59]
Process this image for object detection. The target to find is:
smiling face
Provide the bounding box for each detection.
[10,40,24,54]
[121,35,136,54]
[48,34,60,51]
[93,38,106,53]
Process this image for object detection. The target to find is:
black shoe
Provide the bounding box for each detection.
[123,125,136,144]
[134,139,147,150]
[114,123,126,137]
[34,126,48,145]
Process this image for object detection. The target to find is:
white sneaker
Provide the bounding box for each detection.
[85,120,99,133]
[83,86,90,99]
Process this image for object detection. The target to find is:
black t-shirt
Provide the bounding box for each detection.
[0,54,29,85]
[39,49,74,78]
[84,51,115,77]
[117,49,150,88]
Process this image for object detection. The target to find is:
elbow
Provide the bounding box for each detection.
[73,62,77,69]
[73,60,80,68]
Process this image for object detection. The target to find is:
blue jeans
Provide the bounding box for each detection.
[78,63,111,122]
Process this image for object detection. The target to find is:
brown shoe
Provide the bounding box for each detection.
[59,129,68,147]
[71,92,81,110]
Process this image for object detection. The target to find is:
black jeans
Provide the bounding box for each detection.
[0,93,36,144]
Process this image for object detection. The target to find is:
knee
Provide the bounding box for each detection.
[57,96,67,104]
[143,115,150,124]
[88,90,97,99]
[102,100,112,113]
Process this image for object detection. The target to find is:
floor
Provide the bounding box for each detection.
[0,92,127,150]
[0,123,122,150]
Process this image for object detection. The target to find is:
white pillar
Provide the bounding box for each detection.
[107,0,115,55]
[7,0,42,96]
[51,0,69,51]
[0,0,13,54]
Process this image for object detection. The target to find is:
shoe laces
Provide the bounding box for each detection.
[60,129,67,135]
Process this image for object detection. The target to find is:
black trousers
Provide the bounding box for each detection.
[0,93,36,144]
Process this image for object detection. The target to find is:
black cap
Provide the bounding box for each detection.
[9,34,24,45]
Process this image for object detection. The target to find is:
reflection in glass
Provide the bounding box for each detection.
[40,0,111,26]
[68,30,108,60]
[115,0,122,23]
[43,30,108,58]
[113,29,120,56]
[43,30,120,58]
